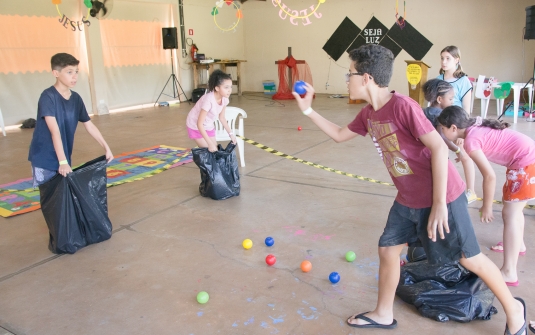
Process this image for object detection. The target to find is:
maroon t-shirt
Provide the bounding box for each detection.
[348,92,465,208]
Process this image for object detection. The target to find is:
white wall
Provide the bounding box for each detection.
[0,0,92,126]
[177,0,246,94]
[2,0,535,125]
[240,0,535,95]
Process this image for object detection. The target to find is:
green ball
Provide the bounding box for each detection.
[197,291,209,304]
[345,251,356,262]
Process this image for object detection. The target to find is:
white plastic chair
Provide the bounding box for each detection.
[214,106,247,167]
[0,107,5,136]
[474,75,503,118]
[468,77,476,115]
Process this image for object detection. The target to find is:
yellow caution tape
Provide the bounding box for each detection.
[238,136,535,210]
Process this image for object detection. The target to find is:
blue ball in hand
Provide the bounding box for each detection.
[293,81,307,95]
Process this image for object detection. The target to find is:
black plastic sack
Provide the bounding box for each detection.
[39,156,112,254]
[192,143,240,200]
[396,261,497,322]
[407,246,427,262]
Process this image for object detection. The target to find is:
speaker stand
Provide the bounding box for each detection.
[154,50,190,106]
[498,57,535,122]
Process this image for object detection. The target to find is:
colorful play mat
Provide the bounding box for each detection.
[0,145,193,218]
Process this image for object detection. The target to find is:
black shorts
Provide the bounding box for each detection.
[378,193,481,265]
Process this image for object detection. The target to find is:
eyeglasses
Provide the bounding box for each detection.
[345,72,365,82]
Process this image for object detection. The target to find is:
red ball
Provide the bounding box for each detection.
[265,254,276,266]
[297,126,302,131]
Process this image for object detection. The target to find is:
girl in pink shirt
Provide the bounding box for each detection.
[438,105,535,287]
[186,70,236,152]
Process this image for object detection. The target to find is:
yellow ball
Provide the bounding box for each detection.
[242,239,253,249]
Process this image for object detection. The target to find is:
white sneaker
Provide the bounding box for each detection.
[466,189,477,204]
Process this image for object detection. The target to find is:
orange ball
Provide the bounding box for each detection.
[300,260,312,272]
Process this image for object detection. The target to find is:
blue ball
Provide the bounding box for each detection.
[265,237,274,247]
[293,81,307,95]
[329,272,340,284]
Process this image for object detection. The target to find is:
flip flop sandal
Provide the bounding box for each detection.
[529,323,534,334]
[491,242,527,255]
[504,297,527,335]
[346,312,397,329]
[506,280,520,287]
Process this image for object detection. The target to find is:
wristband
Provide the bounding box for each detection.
[59,160,68,165]
[454,148,461,154]
[302,107,313,116]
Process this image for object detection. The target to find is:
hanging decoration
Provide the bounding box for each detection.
[212,0,242,32]
[272,0,325,26]
[395,0,406,29]
[52,0,91,31]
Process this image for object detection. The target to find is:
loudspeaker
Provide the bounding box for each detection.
[525,6,535,40]
[192,88,207,103]
[162,27,178,49]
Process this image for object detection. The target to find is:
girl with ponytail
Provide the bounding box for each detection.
[438,106,535,287]
[422,79,477,203]
[437,46,473,114]
[186,70,236,152]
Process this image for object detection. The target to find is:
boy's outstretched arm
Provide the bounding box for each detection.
[419,130,449,242]
[45,116,72,176]
[83,121,114,162]
[292,83,358,143]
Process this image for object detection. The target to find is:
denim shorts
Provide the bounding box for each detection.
[31,165,57,188]
[378,193,480,265]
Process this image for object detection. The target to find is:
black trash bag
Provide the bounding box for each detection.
[39,156,112,254]
[407,246,427,262]
[396,261,498,322]
[192,143,240,200]
[20,118,36,129]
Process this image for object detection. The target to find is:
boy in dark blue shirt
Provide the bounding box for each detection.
[28,53,113,186]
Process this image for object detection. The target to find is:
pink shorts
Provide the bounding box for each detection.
[187,127,215,139]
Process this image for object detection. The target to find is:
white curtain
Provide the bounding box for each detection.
[99,2,175,108]
[0,1,91,125]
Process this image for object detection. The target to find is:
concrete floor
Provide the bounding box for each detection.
[0,93,534,335]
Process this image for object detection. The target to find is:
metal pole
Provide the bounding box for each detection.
[178,0,187,58]
[171,51,177,98]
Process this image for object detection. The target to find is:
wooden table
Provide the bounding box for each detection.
[190,60,247,96]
